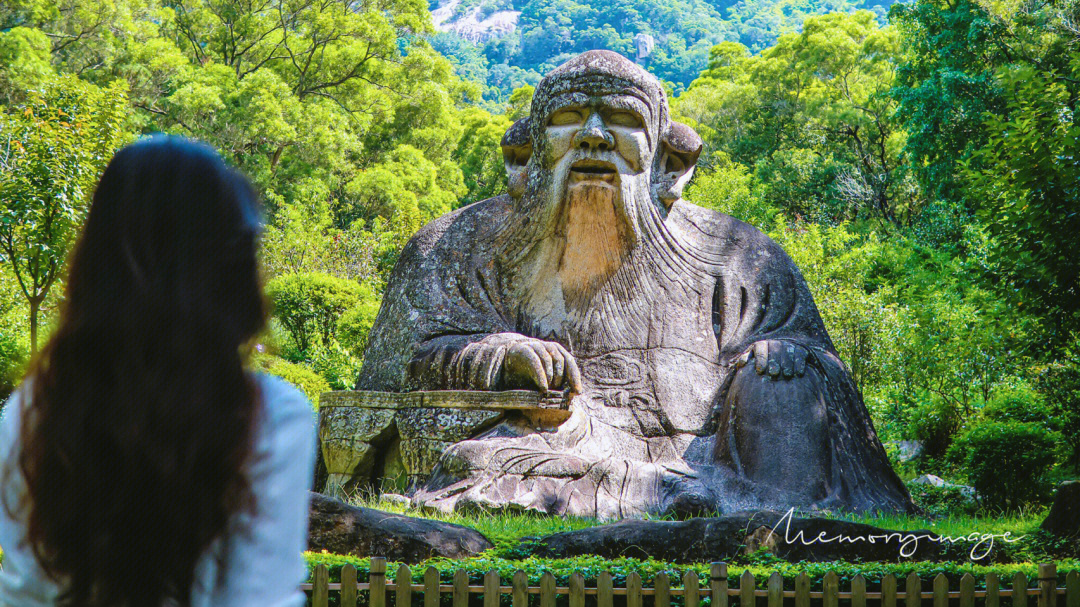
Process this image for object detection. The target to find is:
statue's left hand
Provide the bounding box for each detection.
[736,340,809,379]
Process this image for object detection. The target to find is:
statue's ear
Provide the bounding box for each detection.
[655,121,702,207]
[501,118,532,199]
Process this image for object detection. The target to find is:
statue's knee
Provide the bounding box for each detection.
[721,365,832,496]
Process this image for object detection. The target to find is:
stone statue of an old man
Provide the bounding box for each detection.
[357,50,913,517]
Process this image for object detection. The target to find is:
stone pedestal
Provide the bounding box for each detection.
[319,390,567,497]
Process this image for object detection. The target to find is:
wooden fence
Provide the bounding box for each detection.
[306,560,1080,607]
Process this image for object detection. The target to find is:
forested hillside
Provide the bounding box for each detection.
[431,0,900,98]
[1,0,1077,509]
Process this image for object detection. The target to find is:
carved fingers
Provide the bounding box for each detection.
[736,340,810,380]
[506,339,583,394]
[461,333,583,394]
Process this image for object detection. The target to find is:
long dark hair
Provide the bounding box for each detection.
[16,136,267,607]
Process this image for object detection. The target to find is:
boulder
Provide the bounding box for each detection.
[527,510,1000,563]
[891,440,925,462]
[1041,481,1080,537]
[308,492,493,562]
[910,474,975,498]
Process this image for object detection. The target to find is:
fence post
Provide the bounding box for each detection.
[740,570,756,607]
[906,572,921,607]
[397,564,413,607]
[454,569,469,607]
[628,571,643,607]
[341,563,358,607]
[933,574,948,607]
[795,573,810,607]
[313,564,330,607]
[424,567,440,607]
[570,572,585,607]
[485,570,501,607]
[823,571,839,607]
[1066,571,1079,607]
[598,571,614,607]
[711,563,729,607]
[960,573,975,607]
[1040,564,1059,607]
[656,573,671,607]
[513,571,529,607]
[987,573,1000,607]
[1015,572,1029,607]
[541,572,557,607]
[684,570,701,607]
[767,572,782,607]
[371,558,387,607]
[852,574,866,607]
[882,574,897,607]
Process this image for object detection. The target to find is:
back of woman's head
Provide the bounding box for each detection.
[18,135,267,607]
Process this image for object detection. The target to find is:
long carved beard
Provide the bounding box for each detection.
[557,180,637,307]
[492,156,658,327]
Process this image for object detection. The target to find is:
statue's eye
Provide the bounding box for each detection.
[548,109,584,126]
[606,110,643,128]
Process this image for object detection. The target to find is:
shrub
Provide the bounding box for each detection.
[336,284,382,359]
[909,398,962,459]
[265,272,363,354]
[949,421,1059,511]
[250,353,330,407]
[308,341,361,391]
[0,329,27,403]
[905,479,975,517]
[1038,357,1080,470]
[982,388,1054,430]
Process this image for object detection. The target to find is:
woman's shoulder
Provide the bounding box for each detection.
[250,373,316,444]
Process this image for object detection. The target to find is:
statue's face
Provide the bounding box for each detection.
[539,92,654,190]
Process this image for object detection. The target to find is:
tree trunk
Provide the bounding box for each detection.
[29,296,40,357]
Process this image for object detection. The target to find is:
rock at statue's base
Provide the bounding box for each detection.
[1041,481,1080,537]
[307,492,493,562]
[319,390,562,497]
[527,511,1005,563]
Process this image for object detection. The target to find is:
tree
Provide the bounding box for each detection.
[0,75,128,354]
[888,0,1009,210]
[966,57,1080,346]
[676,12,914,227]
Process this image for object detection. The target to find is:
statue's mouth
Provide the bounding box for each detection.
[569,159,618,185]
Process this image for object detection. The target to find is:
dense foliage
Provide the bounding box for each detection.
[1,0,1077,514]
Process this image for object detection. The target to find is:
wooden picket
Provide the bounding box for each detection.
[309,561,1077,607]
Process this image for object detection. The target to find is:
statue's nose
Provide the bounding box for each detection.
[576,113,614,151]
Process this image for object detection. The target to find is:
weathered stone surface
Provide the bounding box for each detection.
[397,408,503,442]
[307,492,493,562]
[319,406,396,443]
[319,391,561,492]
[319,406,395,493]
[528,511,1000,563]
[400,438,456,480]
[354,50,914,518]
[1041,481,1080,537]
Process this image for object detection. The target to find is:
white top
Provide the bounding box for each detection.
[0,374,317,607]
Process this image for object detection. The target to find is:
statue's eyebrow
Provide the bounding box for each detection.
[598,94,649,118]
[547,92,590,113]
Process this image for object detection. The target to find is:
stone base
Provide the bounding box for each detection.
[318,390,568,496]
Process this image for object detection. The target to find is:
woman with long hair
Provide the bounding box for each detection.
[0,135,316,607]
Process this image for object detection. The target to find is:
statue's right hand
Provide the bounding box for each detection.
[455,333,583,394]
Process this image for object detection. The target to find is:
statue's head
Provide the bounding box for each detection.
[502,50,702,209]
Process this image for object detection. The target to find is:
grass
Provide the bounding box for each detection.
[342,492,1074,566]
[346,492,1051,547]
